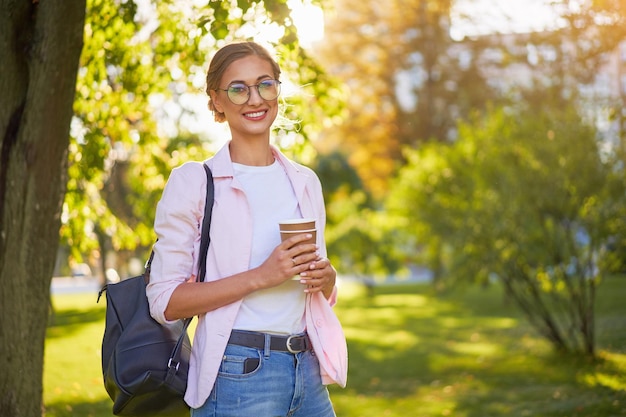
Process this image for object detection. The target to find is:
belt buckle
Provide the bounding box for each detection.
[286,335,301,354]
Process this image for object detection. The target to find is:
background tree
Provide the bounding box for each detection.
[1,1,86,415]
[388,105,625,356]
[61,0,220,283]
[314,0,626,278]
[312,151,406,278]
[315,0,498,199]
[311,0,500,279]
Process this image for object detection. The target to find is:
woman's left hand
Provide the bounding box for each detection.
[298,257,336,299]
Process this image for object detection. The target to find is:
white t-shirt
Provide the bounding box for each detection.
[231,160,306,335]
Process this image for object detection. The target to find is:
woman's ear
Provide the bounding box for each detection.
[210,90,225,114]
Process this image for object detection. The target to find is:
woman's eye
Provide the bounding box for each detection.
[228,85,247,94]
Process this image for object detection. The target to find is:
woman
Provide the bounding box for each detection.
[147,41,347,417]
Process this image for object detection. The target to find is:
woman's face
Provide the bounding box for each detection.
[210,55,279,140]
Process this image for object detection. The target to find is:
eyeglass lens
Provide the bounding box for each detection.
[226,80,281,104]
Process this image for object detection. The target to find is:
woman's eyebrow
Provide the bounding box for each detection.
[227,75,273,84]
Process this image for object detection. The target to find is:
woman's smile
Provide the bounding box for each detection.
[243,110,268,120]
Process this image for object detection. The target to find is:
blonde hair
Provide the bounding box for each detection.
[206,42,281,123]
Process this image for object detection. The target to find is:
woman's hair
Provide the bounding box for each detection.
[206,41,281,123]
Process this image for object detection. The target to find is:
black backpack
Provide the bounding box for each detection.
[98,164,213,416]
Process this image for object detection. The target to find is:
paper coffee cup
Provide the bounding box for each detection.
[278,218,316,232]
[279,228,317,245]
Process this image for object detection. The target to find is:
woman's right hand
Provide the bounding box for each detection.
[255,233,319,288]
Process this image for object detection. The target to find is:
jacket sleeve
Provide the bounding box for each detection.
[146,162,207,324]
[306,292,348,387]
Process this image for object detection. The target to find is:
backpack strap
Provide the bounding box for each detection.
[167,164,214,371]
[197,163,214,284]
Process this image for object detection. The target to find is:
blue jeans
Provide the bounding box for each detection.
[191,342,336,417]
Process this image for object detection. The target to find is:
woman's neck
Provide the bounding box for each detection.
[229,140,275,166]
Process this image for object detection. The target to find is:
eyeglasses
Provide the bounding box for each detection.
[216,79,282,105]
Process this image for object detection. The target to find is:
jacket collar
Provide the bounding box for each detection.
[208,141,311,199]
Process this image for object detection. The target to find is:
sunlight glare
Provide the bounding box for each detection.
[288,0,325,47]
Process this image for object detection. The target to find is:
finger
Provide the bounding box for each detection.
[303,280,323,293]
[306,257,329,271]
[300,273,328,288]
[291,252,315,267]
[282,232,316,250]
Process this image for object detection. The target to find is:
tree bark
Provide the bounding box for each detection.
[0,1,85,415]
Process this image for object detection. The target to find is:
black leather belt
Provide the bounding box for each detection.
[228,330,312,354]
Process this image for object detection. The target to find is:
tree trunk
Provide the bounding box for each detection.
[0,1,85,416]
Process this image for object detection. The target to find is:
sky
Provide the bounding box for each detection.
[289,0,561,46]
[450,0,561,40]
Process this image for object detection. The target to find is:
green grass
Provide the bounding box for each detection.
[44,278,626,417]
[44,293,110,416]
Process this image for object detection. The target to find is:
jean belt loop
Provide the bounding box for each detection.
[263,333,271,358]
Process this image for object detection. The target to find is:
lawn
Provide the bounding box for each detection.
[43,277,626,417]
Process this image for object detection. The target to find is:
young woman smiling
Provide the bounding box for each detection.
[147,41,347,417]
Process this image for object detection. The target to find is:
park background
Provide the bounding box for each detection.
[1,0,626,416]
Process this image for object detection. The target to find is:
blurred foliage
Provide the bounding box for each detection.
[315,0,500,198]
[315,0,626,282]
[387,104,626,355]
[312,150,409,278]
[316,0,626,201]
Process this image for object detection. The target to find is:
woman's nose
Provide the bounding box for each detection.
[247,85,264,105]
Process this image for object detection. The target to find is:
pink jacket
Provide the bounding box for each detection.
[146,143,348,408]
